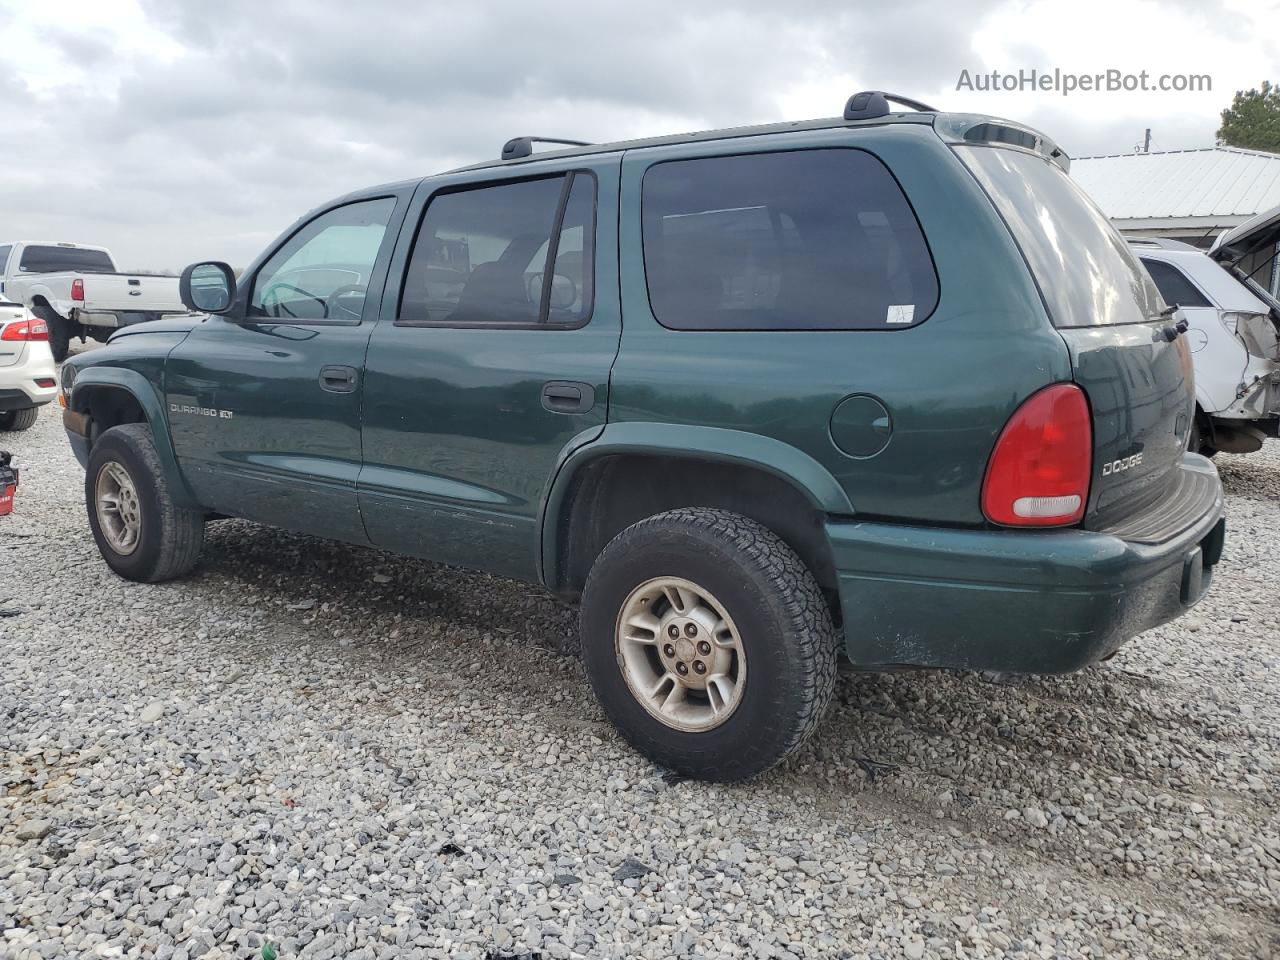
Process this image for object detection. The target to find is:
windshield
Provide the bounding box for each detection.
[957,145,1163,327]
[19,245,115,274]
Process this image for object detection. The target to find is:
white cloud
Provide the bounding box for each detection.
[1,0,1275,270]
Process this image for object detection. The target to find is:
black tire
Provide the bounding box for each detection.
[33,305,72,363]
[1188,414,1218,458]
[85,423,204,582]
[579,507,839,782]
[0,406,39,431]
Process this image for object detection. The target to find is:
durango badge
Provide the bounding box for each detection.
[170,403,233,419]
[1102,453,1143,477]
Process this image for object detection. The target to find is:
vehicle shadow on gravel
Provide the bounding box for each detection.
[196,517,1250,805]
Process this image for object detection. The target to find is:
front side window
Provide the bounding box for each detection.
[641,149,938,330]
[399,172,595,326]
[1139,258,1212,308]
[249,197,396,321]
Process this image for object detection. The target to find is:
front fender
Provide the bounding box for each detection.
[68,366,198,508]
[538,421,855,587]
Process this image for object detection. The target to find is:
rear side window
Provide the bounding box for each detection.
[1139,257,1212,308]
[399,172,595,327]
[18,245,115,274]
[0,245,11,274]
[957,146,1162,327]
[641,149,938,330]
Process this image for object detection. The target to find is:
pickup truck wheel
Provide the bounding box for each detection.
[85,423,204,582]
[0,407,39,431]
[32,306,72,362]
[579,507,838,782]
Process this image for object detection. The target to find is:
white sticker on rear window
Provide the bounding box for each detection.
[886,304,915,325]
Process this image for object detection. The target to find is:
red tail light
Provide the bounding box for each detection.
[71,278,85,301]
[0,319,49,342]
[982,383,1092,527]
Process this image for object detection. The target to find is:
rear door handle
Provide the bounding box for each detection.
[319,365,359,393]
[542,380,595,414]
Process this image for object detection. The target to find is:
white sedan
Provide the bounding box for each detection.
[0,299,57,431]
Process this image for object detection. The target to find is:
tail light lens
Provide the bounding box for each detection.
[982,383,1092,527]
[71,278,85,301]
[0,319,49,342]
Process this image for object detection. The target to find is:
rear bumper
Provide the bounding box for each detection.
[0,343,58,409]
[0,385,56,411]
[829,455,1225,674]
[75,310,179,329]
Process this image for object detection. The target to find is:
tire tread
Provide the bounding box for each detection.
[1,406,39,431]
[88,423,204,582]
[581,506,839,781]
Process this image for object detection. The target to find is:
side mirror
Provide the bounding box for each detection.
[548,273,577,311]
[180,261,237,314]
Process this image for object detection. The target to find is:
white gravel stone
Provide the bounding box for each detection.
[138,703,166,724]
[1,368,1277,959]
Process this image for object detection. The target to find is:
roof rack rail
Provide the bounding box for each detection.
[501,136,592,161]
[843,91,938,121]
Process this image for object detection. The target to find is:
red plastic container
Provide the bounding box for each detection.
[0,452,17,517]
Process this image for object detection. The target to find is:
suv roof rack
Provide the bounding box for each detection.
[843,91,938,121]
[501,136,592,161]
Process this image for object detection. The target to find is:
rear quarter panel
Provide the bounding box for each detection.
[611,124,1071,525]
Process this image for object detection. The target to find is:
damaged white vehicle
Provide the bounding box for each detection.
[1131,208,1280,456]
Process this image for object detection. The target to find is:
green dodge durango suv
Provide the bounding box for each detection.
[62,92,1225,780]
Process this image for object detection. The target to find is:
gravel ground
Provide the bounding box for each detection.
[1,386,1278,959]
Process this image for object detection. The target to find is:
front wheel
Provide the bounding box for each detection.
[85,423,205,582]
[0,407,39,431]
[579,507,839,782]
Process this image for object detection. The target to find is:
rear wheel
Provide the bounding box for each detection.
[1188,412,1218,458]
[33,305,73,362]
[579,507,838,781]
[85,423,204,582]
[0,407,39,431]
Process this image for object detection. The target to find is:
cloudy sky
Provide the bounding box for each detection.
[2,0,1276,271]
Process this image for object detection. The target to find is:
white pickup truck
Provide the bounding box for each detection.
[0,241,188,361]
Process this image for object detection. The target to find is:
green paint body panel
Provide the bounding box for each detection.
[60,113,1225,675]
[829,455,1224,672]
[357,155,623,581]
[66,329,200,508]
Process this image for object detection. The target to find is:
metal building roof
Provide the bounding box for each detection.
[1071,147,1280,229]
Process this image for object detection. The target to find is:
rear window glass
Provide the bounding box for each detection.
[957,146,1162,327]
[641,149,938,330]
[19,245,115,274]
[1139,258,1212,308]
